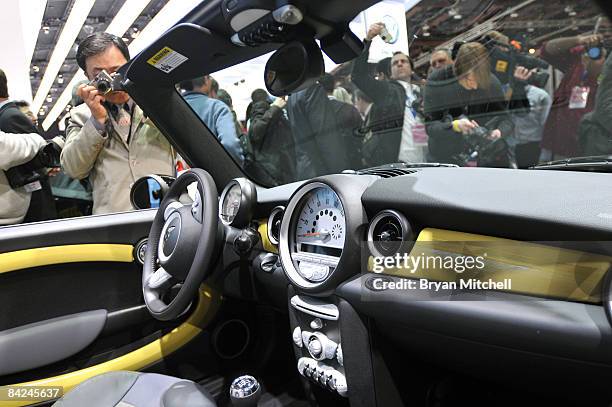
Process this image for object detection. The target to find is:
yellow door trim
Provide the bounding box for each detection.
[1,286,220,406]
[0,244,134,275]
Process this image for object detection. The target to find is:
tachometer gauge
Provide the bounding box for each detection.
[219,178,257,227]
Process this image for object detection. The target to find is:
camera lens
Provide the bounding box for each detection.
[97,80,111,94]
[588,46,602,60]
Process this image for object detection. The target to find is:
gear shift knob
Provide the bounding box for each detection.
[230,375,262,407]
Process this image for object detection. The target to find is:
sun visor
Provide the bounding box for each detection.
[123,23,270,87]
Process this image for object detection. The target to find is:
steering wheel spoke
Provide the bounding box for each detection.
[147,267,177,291]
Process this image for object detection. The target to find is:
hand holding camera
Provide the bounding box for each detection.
[77,83,108,126]
[366,23,385,41]
[453,118,480,134]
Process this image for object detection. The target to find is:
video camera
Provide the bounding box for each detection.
[5,138,63,189]
[89,70,123,95]
[452,36,550,85]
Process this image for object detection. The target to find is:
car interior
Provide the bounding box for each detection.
[3,0,612,406]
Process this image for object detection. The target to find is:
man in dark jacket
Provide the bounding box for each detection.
[248,96,296,186]
[286,80,358,179]
[352,23,421,167]
[579,53,612,156]
[0,68,56,222]
[319,74,363,169]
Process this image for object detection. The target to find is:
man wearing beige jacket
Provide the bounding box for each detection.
[0,131,47,225]
[61,33,176,215]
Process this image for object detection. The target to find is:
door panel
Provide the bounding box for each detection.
[0,210,220,400]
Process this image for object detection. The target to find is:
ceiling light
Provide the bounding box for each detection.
[527,27,535,32]
[510,13,519,18]
[422,24,430,31]
[131,31,140,39]
[128,0,202,55]
[423,31,430,37]
[42,26,50,34]
[32,65,40,72]
[529,48,536,54]
[105,0,151,36]
[46,96,53,103]
[448,8,457,16]
[568,10,576,16]
[453,14,462,20]
[43,0,201,130]
[58,76,64,84]
[32,0,96,113]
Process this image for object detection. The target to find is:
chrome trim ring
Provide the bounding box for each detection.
[367,209,411,258]
[267,206,285,246]
[279,182,342,289]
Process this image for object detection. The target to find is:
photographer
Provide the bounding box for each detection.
[0,68,57,222]
[352,23,424,166]
[61,33,177,214]
[424,42,531,166]
[0,130,47,225]
[539,34,607,160]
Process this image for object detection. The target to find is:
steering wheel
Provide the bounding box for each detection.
[142,169,218,321]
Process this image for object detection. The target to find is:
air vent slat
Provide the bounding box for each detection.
[356,168,418,178]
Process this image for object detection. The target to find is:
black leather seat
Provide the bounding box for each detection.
[52,371,216,407]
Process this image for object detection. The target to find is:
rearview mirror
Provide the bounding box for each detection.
[264,39,324,96]
[130,175,174,210]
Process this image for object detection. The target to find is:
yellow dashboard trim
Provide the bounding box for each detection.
[0,244,134,275]
[372,228,610,303]
[258,220,278,254]
[0,286,220,407]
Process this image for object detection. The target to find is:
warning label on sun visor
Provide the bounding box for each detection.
[147,47,188,73]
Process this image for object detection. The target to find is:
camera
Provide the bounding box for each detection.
[454,36,550,85]
[5,138,63,189]
[527,68,550,88]
[90,70,123,95]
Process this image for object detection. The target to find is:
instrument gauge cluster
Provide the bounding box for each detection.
[279,182,348,290]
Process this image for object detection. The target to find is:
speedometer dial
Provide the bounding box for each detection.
[295,187,345,250]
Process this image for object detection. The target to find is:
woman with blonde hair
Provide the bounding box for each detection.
[424,41,530,165]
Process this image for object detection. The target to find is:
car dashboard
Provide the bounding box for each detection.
[216,167,612,406]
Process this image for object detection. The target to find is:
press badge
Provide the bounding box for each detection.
[569,86,590,109]
[23,181,42,192]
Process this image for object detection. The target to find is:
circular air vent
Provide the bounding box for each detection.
[267,206,285,245]
[367,210,413,258]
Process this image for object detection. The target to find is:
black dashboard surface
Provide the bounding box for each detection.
[360,167,612,242]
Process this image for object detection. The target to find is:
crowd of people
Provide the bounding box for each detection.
[1,21,611,225]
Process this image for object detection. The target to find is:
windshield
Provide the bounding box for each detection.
[178,0,612,187]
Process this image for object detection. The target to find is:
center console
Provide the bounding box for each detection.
[289,295,347,397]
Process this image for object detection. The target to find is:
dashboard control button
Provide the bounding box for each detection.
[304,367,313,378]
[310,318,323,330]
[307,337,323,359]
[292,327,302,347]
[331,371,348,397]
[327,376,336,391]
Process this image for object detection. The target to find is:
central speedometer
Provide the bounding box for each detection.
[295,187,345,251]
[281,185,346,285]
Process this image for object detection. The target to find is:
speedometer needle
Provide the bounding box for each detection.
[298,229,330,239]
